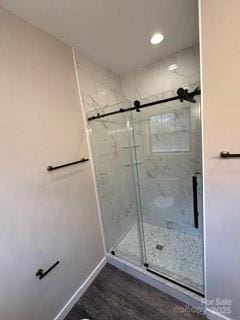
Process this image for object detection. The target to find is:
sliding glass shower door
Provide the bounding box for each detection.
[130,96,204,293]
[88,94,204,295]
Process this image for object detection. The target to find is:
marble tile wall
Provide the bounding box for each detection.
[75,50,126,114]
[120,46,200,101]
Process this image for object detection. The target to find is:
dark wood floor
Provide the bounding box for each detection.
[65,264,205,320]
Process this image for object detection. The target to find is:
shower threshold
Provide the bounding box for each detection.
[146,267,204,297]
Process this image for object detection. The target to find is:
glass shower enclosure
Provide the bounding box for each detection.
[88,91,204,295]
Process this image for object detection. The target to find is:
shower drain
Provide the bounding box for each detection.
[156,244,164,251]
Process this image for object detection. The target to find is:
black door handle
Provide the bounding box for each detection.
[192,176,199,229]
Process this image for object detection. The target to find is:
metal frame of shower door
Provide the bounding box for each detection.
[125,111,147,266]
[87,88,201,121]
[195,96,205,295]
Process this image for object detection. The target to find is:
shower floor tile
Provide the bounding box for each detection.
[115,222,204,293]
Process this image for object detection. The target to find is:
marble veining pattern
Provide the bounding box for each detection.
[121,46,200,101]
[75,50,126,114]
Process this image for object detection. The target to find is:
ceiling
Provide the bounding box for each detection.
[0,0,199,74]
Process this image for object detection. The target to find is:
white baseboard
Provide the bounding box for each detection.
[54,257,107,320]
[206,308,233,320]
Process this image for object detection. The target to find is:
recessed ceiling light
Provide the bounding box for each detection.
[168,64,178,71]
[150,33,164,45]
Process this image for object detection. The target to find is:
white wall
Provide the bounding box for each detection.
[200,1,240,319]
[0,6,105,320]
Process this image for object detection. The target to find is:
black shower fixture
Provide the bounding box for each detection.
[87,86,201,121]
[177,87,200,103]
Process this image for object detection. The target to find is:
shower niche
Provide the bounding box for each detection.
[88,87,204,295]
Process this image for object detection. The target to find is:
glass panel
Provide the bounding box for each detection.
[130,93,204,293]
[87,103,144,266]
[87,89,204,294]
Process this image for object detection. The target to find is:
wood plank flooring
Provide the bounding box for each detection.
[65,264,206,320]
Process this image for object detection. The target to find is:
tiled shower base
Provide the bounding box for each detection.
[115,222,204,293]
